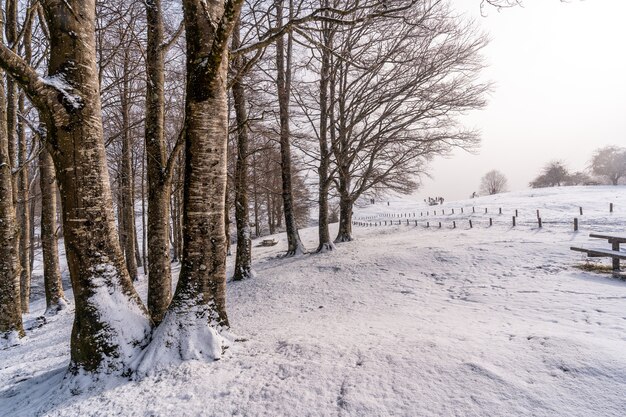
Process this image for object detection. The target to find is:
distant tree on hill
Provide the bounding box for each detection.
[589,146,626,185]
[479,170,508,195]
[529,161,570,188]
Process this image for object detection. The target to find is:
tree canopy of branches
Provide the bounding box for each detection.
[479,169,508,195]
[315,0,489,241]
[589,146,626,186]
[529,161,570,188]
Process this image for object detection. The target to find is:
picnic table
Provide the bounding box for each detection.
[571,233,626,272]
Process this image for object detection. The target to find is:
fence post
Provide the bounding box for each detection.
[453,221,456,229]
[579,207,583,215]
[536,209,540,219]
[515,209,518,217]
[574,218,578,231]
[469,220,473,228]
[427,221,430,228]
[512,216,516,227]
[489,218,493,227]
[439,222,442,228]
[414,220,417,226]
[461,207,464,214]
[538,218,542,228]
[499,207,502,215]
[485,208,488,214]
[472,207,475,213]
[452,208,455,214]
[610,203,614,213]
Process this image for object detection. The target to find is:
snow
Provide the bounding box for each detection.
[1,185,626,416]
[41,74,83,110]
[86,262,152,374]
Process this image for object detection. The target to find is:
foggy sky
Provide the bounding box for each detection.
[417,0,626,201]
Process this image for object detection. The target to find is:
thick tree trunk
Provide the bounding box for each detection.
[39,148,66,315]
[0,0,152,373]
[232,20,253,280]
[137,0,243,370]
[275,0,306,256]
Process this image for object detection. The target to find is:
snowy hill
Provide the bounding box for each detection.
[1,186,626,416]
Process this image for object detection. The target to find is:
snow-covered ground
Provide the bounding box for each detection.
[1,186,626,417]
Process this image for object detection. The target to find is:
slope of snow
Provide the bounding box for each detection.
[1,186,626,416]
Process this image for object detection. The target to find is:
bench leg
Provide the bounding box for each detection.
[613,242,621,272]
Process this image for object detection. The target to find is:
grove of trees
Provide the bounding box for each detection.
[0,0,489,377]
[530,146,625,189]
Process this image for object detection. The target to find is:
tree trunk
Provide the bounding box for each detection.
[0,14,23,339]
[144,0,174,324]
[232,19,253,280]
[39,147,66,315]
[316,15,334,253]
[335,190,353,243]
[17,94,31,312]
[119,49,139,282]
[137,0,243,370]
[0,0,152,373]
[275,0,305,256]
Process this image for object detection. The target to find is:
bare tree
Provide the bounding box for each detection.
[589,146,626,186]
[479,169,508,195]
[326,2,488,242]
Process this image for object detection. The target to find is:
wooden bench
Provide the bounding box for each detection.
[258,238,278,247]
[571,233,626,272]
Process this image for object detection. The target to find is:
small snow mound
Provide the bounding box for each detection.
[134,305,232,376]
[88,263,152,373]
[0,331,23,350]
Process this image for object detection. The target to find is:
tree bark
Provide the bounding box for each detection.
[316,13,335,253]
[144,0,175,324]
[137,0,244,369]
[0,8,23,339]
[119,48,139,282]
[232,19,253,280]
[0,0,152,373]
[275,0,306,256]
[39,147,66,315]
[335,189,353,243]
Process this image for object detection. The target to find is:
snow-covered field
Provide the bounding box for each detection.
[1,186,626,417]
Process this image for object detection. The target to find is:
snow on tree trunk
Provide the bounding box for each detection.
[0,0,153,373]
[39,148,67,315]
[136,0,243,371]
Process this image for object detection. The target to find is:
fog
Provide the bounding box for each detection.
[417,0,626,201]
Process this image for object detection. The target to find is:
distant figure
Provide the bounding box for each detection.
[387,201,390,206]
[471,191,478,199]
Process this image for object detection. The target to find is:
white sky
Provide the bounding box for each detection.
[416,0,626,201]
